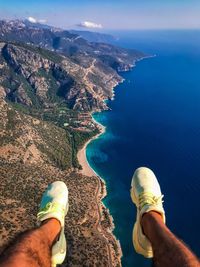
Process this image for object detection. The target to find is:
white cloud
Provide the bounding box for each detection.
[77,21,103,29]
[28,16,37,23]
[27,16,47,24]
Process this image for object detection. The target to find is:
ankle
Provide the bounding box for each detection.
[40,218,61,246]
[143,210,163,221]
[141,211,163,237]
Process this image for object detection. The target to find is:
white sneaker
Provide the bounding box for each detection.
[130,167,165,258]
[37,181,69,267]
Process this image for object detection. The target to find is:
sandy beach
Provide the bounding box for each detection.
[77,115,123,265]
[77,116,106,177]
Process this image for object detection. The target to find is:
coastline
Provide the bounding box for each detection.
[76,56,151,266]
[77,115,106,177]
[77,55,153,178]
[77,113,123,266]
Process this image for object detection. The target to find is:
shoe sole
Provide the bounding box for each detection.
[130,177,138,205]
[52,200,69,267]
[131,179,140,254]
[130,177,153,258]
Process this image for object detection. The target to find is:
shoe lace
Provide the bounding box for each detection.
[37,202,64,218]
[138,192,164,210]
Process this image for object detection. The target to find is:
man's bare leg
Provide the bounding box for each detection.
[0,181,68,267]
[131,167,199,266]
[0,218,61,267]
[142,211,200,267]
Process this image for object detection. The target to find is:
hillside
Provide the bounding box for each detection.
[0,41,121,111]
[0,92,122,266]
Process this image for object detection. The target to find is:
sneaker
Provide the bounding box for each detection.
[37,181,69,267]
[130,167,165,258]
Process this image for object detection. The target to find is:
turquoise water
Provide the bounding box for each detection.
[87,31,200,266]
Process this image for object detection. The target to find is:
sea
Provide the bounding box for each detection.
[86,30,200,267]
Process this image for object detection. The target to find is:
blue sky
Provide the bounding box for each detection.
[1,0,200,30]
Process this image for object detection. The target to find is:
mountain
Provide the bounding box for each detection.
[0,41,121,111]
[69,30,118,43]
[23,19,61,31]
[10,20,117,44]
[0,20,144,71]
[0,20,145,112]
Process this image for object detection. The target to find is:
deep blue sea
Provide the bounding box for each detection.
[87,30,200,267]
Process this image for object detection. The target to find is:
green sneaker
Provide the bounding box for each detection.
[37,181,69,267]
[130,167,165,258]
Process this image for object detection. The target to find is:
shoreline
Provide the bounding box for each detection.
[77,115,106,177]
[77,75,127,177]
[77,113,123,266]
[77,55,153,178]
[77,55,151,266]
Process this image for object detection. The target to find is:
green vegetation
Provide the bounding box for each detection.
[70,129,98,169]
[0,41,99,171]
[6,109,16,131]
[9,101,97,170]
[38,68,62,103]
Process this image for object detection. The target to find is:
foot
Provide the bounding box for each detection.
[37,181,69,267]
[130,167,165,258]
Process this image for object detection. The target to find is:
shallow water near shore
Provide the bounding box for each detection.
[86,30,200,267]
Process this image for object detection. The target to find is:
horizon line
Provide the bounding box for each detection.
[1,18,200,32]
